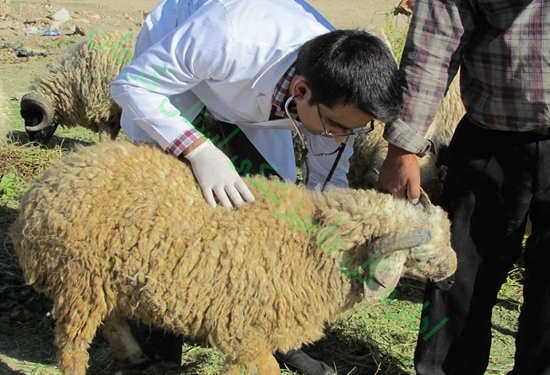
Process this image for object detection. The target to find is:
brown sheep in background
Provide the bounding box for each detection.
[11,140,456,375]
[21,30,135,145]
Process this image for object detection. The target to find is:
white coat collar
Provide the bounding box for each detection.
[251,47,300,122]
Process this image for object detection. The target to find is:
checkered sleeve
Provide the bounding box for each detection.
[384,0,476,154]
[165,129,204,157]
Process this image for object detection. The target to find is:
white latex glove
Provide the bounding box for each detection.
[185,140,255,208]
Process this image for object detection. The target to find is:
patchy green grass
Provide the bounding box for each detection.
[0,12,523,375]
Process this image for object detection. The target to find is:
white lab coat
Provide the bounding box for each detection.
[111,0,354,188]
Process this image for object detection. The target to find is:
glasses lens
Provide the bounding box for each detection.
[327,120,375,137]
[317,105,375,137]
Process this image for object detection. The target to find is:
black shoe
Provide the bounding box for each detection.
[276,349,335,375]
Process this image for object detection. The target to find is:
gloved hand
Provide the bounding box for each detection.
[185,140,255,208]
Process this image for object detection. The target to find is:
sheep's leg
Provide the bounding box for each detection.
[232,352,280,375]
[98,129,109,142]
[250,352,281,375]
[221,358,241,375]
[54,306,102,375]
[101,313,150,368]
[109,124,120,141]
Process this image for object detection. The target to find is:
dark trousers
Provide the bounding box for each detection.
[414,117,550,375]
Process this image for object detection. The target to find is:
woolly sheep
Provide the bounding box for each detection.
[11,140,456,375]
[0,89,9,145]
[21,31,135,145]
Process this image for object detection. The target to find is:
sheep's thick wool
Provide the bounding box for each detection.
[10,141,456,375]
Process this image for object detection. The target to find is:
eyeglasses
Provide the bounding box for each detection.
[283,95,353,191]
[316,103,375,137]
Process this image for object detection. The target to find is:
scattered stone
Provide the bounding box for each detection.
[48,7,71,29]
[0,20,10,29]
[73,24,86,36]
[23,26,40,35]
[65,24,86,36]
[48,8,70,22]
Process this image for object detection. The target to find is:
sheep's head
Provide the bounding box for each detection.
[400,193,456,289]
[351,192,456,303]
[20,92,57,146]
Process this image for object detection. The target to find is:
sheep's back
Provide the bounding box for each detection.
[10,140,198,295]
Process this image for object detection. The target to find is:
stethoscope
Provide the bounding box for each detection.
[284,95,348,192]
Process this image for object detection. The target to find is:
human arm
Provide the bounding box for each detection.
[379,0,476,203]
[110,6,254,207]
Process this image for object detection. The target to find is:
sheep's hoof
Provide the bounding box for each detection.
[126,352,152,370]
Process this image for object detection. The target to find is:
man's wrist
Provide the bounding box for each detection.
[182,138,207,157]
[387,143,415,158]
[384,119,432,156]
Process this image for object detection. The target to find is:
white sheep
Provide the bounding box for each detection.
[10,140,456,375]
[21,30,135,145]
[0,89,10,145]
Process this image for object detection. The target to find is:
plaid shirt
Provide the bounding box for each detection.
[166,128,203,157]
[385,0,550,155]
[166,63,298,156]
[271,63,298,120]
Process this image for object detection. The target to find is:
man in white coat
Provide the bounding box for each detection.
[111,0,402,374]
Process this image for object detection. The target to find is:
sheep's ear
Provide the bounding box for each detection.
[418,189,433,215]
[366,228,431,257]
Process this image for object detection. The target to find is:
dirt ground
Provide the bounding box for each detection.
[0,0,408,98]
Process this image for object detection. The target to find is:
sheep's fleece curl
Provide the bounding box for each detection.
[11,141,456,375]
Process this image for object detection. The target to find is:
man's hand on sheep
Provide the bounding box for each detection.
[378,143,421,204]
[184,139,255,208]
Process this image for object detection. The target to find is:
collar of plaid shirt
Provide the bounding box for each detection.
[271,63,298,120]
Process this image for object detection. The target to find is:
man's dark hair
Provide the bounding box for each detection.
[296,29,402,123]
